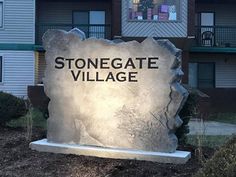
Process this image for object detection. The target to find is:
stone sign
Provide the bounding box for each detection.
[30,29,190,163]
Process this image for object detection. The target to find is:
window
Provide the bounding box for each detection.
[73,11,106,38]
[0,56,2,83]
[128,0,180,21]
[0,1,3,28]
[189,62,215,88]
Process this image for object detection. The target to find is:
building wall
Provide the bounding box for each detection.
[190,53,236,88]
[0,0,35,44]
[36,1,112,42]
[0,50,35,97]
[198,88,236,114]
[37,1,111,24]
[196,3,236,26]
[121,0,188,37]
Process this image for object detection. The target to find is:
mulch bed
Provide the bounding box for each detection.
[0,127,215,177]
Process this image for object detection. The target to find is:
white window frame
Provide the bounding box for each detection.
[0,0,4,29]
[0,55,4,84]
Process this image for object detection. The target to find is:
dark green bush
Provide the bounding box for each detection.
[176,87,199,144]
[194,136,236,177]
[36,96,49,119]
[0,91,27,125]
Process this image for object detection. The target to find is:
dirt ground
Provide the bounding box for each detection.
[0,127,214,177]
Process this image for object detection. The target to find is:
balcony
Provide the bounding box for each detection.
[35,23,112,45]
[194,25,236,48]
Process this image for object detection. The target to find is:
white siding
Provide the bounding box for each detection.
[0,0,35,44]
[0,50,35,98]
[121,0,188,37]
[216,59,236,88]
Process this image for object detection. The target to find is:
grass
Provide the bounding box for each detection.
[7,108,47,130]
[208,113,236,125]
[187,135,232,148]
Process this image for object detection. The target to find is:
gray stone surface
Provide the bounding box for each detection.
[42,28,188,153]
[30,139,191,164]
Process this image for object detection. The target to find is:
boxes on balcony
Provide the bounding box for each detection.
[160,5,169,13]
[152,5,159,20]
[147,8,152,20]
[129,9,137,20]
[168,5,177,21]
[136,12,143,20]
[153,15,158,20]
[159,12,169,21]
[169,12,177,20]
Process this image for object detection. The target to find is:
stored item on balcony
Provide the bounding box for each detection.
[169,12,177,21]
[147,8,152,20]
[168,5,177,21]
[159,12,169,21]
[201,31,214,47]
[153,15,158,20]
[152,5,158,15]
[169,13,176,21]
[129,9,137,20]
[136,12,143,20]
[160,4,169,13]
[137,0,154,20]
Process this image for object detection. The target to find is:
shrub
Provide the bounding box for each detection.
[175,85,209,144]
[0,91,27,126]
[36,96,49,119]
[193,135,236,177]
[176,86,201,144]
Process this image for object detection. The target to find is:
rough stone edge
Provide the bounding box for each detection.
[42,29,189,153]
[30,139,191,164]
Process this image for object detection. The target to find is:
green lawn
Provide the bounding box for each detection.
[208,113,236,125]
[7,108,47,130]
[187,135,232,148]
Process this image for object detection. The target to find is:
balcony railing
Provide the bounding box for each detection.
[195,25,236,48]
[36,23,112,45]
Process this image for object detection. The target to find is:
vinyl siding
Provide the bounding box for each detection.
[37,1,111,24]
[0,0,35,44]
[190,55,236,88]
[196,3,236,26]
[121,0,188,37]
[216,59,236,88]
[0,50,35,98]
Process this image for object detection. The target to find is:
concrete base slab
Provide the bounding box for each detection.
[30,139,191,164]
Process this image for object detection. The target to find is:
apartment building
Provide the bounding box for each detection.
[190,0,236,112]
[1,0,234,113]
[0,0,35,98]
